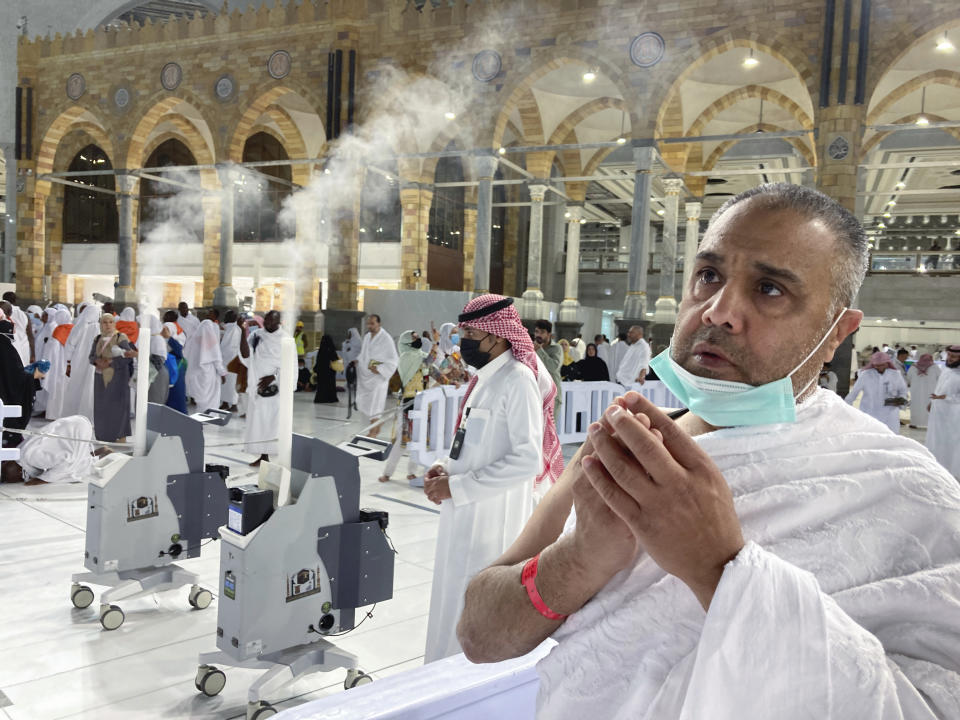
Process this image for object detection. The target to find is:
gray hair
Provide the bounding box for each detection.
[709,183,868,310]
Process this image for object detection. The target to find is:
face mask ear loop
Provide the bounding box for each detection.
[788,307,848,381]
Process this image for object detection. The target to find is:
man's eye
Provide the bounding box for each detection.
[759,281,783,297]
[697,268,720,284]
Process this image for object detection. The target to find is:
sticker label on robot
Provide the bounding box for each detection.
[127,495,159,522]
[286,566,323,603]
[224,571,236,600]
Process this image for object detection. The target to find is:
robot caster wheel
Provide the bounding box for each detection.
[195,665,226,697]
[344,669,373,690]
[71,584,94,609]
[99,604,125,631]
[188,585,213,610]
[247,701,277,719]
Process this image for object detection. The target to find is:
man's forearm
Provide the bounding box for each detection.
[457,535,610,663]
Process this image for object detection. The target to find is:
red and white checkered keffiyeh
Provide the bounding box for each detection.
[457,294,563,488]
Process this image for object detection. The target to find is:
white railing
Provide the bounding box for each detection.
[0,398,23,462]
[408,380,684,466]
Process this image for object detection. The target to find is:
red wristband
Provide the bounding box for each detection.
[521,554,568,621]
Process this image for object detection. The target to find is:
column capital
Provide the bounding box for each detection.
[473,154,499,179]
[632,144,655,172]
[565,204,585,222]
[115,171,138,194]
[684,201,702,221]
[663,176,684,195]
[527,183,548,201]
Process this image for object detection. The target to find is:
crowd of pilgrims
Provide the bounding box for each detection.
[2,288,958,485]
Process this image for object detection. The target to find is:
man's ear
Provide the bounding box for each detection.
[823,309,863,362]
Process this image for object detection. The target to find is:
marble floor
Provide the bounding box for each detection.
[0,395,935,719]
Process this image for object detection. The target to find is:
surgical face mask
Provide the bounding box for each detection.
[450,333,459,346]
[411,337,423,349]
[648,309,848,428]
[459,335,493,369]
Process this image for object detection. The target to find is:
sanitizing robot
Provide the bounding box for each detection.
[194,432,396,719]
[70,403,231,630]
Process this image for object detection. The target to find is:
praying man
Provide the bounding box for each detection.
[456,184,960,718]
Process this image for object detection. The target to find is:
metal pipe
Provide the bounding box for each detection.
[39,175,117,195]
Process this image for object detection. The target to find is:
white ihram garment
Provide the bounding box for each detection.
[185,319,226,411]
[595,341,611,369]
[845,367,908,433]
[44,309,74,419]
[906,364,941,428]
[355,328,399,420]
[615,338,651,385]
[425,351,543,663]
[61,304,101,421]
[220,323,241,406]
[33,315,58,414]
[178,311,199,339]
[537,390,960,720]
[18,415,95,484]
[240,328,284,456]
[926,366,960,478]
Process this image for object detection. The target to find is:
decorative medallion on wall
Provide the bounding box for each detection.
[161,62,182,91]
[214,74,235,102]
[268,50,292,80]
[114,87,131,110]
[630,32,665,68]
[66,73,86,100]
[472,50,502,82]
[827,135,850,161]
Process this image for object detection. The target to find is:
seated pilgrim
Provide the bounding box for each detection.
[457,184,960,718]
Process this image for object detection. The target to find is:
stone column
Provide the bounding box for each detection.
[521,183,548,318]
[0,143,16,282]
[323,169,366,342]
[213,165,238,308]
[503,204,521,296]
[16,182,46,303]
[623,145,654,322]
[200,193,221,307]
[399,183,432,290]
[559,204,584,326]
[462,206,478,292]
[681,201,702,300]
[113,173,138,305]
[473,154,498,294]
[654,177,683,322]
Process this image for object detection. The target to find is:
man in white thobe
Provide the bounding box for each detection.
[355,314,398,437]
[846,351,908,433]
[238,310,284,466]
[220,310,241,411]
[62,303,102,421]
[457,184,960,718]
[422,293,562,663]
[926,344,960,478]
[593,334,612,370]
[906,353,941,429]
[615,324,651,386]
[177,302,200,340]
[185,318,226,412]
[1,293,32,365]
[817,361,838,392]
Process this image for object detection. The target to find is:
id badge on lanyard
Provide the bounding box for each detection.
[449,408,470,460]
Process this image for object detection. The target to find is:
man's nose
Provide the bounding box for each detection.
[700,284,747,333]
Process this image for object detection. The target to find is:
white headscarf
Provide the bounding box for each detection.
[342,327,362,364]
[438,322,459,356]
[119,307,136,322]
[142,314,167,359]
[189,319,222,367]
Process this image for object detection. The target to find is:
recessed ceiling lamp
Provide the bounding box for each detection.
[936,32,954,52]
[915,87,929,126]
[444,111,456,120]
[743,49,759,68]
[582,70,597,83]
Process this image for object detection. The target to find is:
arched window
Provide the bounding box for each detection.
[139,139,202,243]
[63,144,118,244]
[360,162,401,242]
[237,132,293,243]
[428,150,465,250]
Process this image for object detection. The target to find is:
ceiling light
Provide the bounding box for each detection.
[955,229,960,235]
[582,71,597,83]
[936,32,954,52]
[916,115,930,127]
[444,111,456,120]
[743,49,759,68]
[895,181,906,189]
[616,137,626,144]
[883,212,892,218]
[564,211,571,219]
[915,86,929,126]
[887,200,896,207]
[498,147,506,155]
[580,218,587,225]
[656,209,665,216]
[878,222,886,229]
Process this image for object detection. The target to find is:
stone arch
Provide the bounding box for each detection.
[233,106,310,187]
[547,97,630,147]
[867,16,960,103]
[687,86,813,137]
[50,123,117,174]
[125,95,217,176]
[860,113,960,157]
[654,34,816,141]
[35,105,114,190]
[865,70,960,125]
[703,124,816,171]
[420,131,477,186]
[228,83,325,165]
[490,47,635,151]
[516,88,546,145]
